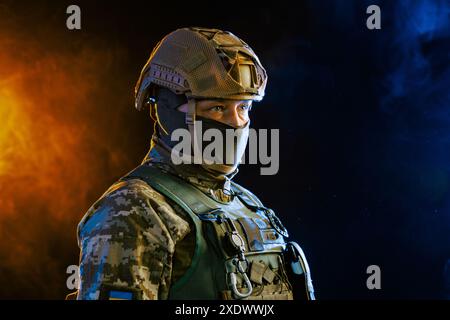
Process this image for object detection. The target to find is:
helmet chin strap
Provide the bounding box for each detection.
[185,98,196,127]
[185,98,203,165]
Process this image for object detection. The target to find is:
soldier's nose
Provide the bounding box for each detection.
[225,109,244,128]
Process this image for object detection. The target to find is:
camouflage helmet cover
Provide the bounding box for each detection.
[135,27,268,110]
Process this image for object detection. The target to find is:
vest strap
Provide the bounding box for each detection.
[119,164,220,293]
[231,182,264,209]
[121,164,221,216]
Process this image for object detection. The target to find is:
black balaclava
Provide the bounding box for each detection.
[150,86,250,177]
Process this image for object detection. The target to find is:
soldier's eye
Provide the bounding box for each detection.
[209,105,225,112]
[240,104,252,112]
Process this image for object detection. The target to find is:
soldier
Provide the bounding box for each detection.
[74,27,315,300]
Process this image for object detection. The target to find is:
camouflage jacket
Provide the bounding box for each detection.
[77,146,237,300]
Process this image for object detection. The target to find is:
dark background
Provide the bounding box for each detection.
[0,0,449,299]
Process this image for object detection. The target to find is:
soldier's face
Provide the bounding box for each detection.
[177,99,252,128]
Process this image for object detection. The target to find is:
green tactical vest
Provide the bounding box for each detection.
[121,164,297,300]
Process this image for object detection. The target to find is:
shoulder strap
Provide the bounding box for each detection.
[230,181,264,210]
[120,164,221,216]
[119,164,220,292]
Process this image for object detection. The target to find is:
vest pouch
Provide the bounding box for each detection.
[283,241,315,300]
[221,253,293,300]
[198,211,238,260]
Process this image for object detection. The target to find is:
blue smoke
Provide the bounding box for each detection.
[380,0,450,298]
[260,0,450,298]
[382,1,450,118]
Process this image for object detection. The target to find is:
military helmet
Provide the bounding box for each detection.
[135,27,268,110]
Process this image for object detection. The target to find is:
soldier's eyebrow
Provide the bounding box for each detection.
[196,100,252,112]
[196,100,228,109]
[203,99,252,105]
[197,98,227,104]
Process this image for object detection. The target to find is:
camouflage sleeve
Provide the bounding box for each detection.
[76,178,191,300]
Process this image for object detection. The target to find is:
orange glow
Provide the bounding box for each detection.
[0,44,93,219]
[0,20,140,298]
[0,87,28,176]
